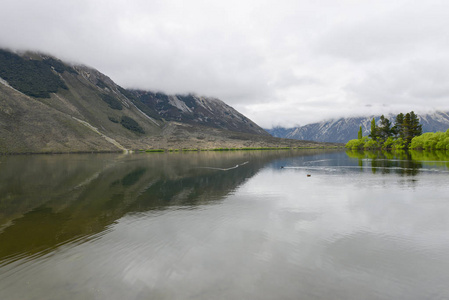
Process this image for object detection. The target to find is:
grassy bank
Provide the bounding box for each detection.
[139,146,344,153]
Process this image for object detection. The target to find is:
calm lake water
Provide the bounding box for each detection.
[1,150,449,300]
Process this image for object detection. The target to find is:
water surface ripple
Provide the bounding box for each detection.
[1,150,449,299]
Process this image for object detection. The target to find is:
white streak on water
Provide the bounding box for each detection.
[198,161,249,171]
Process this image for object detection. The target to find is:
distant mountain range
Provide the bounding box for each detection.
[266,112,449,143]
[0,49,334,153]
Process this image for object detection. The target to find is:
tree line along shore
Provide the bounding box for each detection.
[346,111,449,150]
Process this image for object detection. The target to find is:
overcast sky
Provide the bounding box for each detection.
[1,0,449,128]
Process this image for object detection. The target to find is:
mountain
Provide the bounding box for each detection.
[126,90,268,136]
[0,49,335,153]
[267,112,449,143]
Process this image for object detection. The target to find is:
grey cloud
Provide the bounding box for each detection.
[346,59,449,113]
[269,69,322,89]
[1,0,449,128]
[315,1,449,62]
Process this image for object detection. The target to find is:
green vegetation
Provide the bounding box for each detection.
[357,126,363,139]
[108,116,119,123]
[210,147,292,151]
[346,111,449,151]
[395,112,422,140]
[346,111,423,150]
[100,94,123,110]
[211,146,344,151]
[410,130,449,150]
[120,116,145,134]
[139,146,343,153]
[0,49,68,98]
[369,118,377,140]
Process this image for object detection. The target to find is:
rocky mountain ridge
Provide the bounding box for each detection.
[128,90,267,135]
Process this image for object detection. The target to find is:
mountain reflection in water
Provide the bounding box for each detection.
[0,150,330,263]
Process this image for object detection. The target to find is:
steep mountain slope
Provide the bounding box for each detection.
[0,49,164,153]
[128,90,268,135]
[267,112,449,143]
[0,49,330,153]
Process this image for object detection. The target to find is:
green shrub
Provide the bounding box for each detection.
[346,138,366,150]
[108,116,119,123]
[410,131,449,150]
[382,137,395,149]
[101,94,123,110]
[410,135,424,149]
[392,138,406,150]
[435,137,449,150]
[364,139,380,149]
[120,116,144,134]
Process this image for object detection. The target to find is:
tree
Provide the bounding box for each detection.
[369,118,378,140]
[403,111,422,146]
[346,111,423,150]
[393,113,404,138]
[409,111,422,137]
[403,112,411,143]
[377,115,393,141]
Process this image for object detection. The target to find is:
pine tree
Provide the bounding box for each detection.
[378,115,392,141]
[400,111,422,147]
[358,126,363,139]
[403,113,411,144]
[369,118,378,140]
[393,113,404,138]
[409,111,422,137]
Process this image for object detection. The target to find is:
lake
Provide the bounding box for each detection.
[1,150,449,299]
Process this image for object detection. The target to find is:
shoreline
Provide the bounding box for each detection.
[0,146,344,156]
